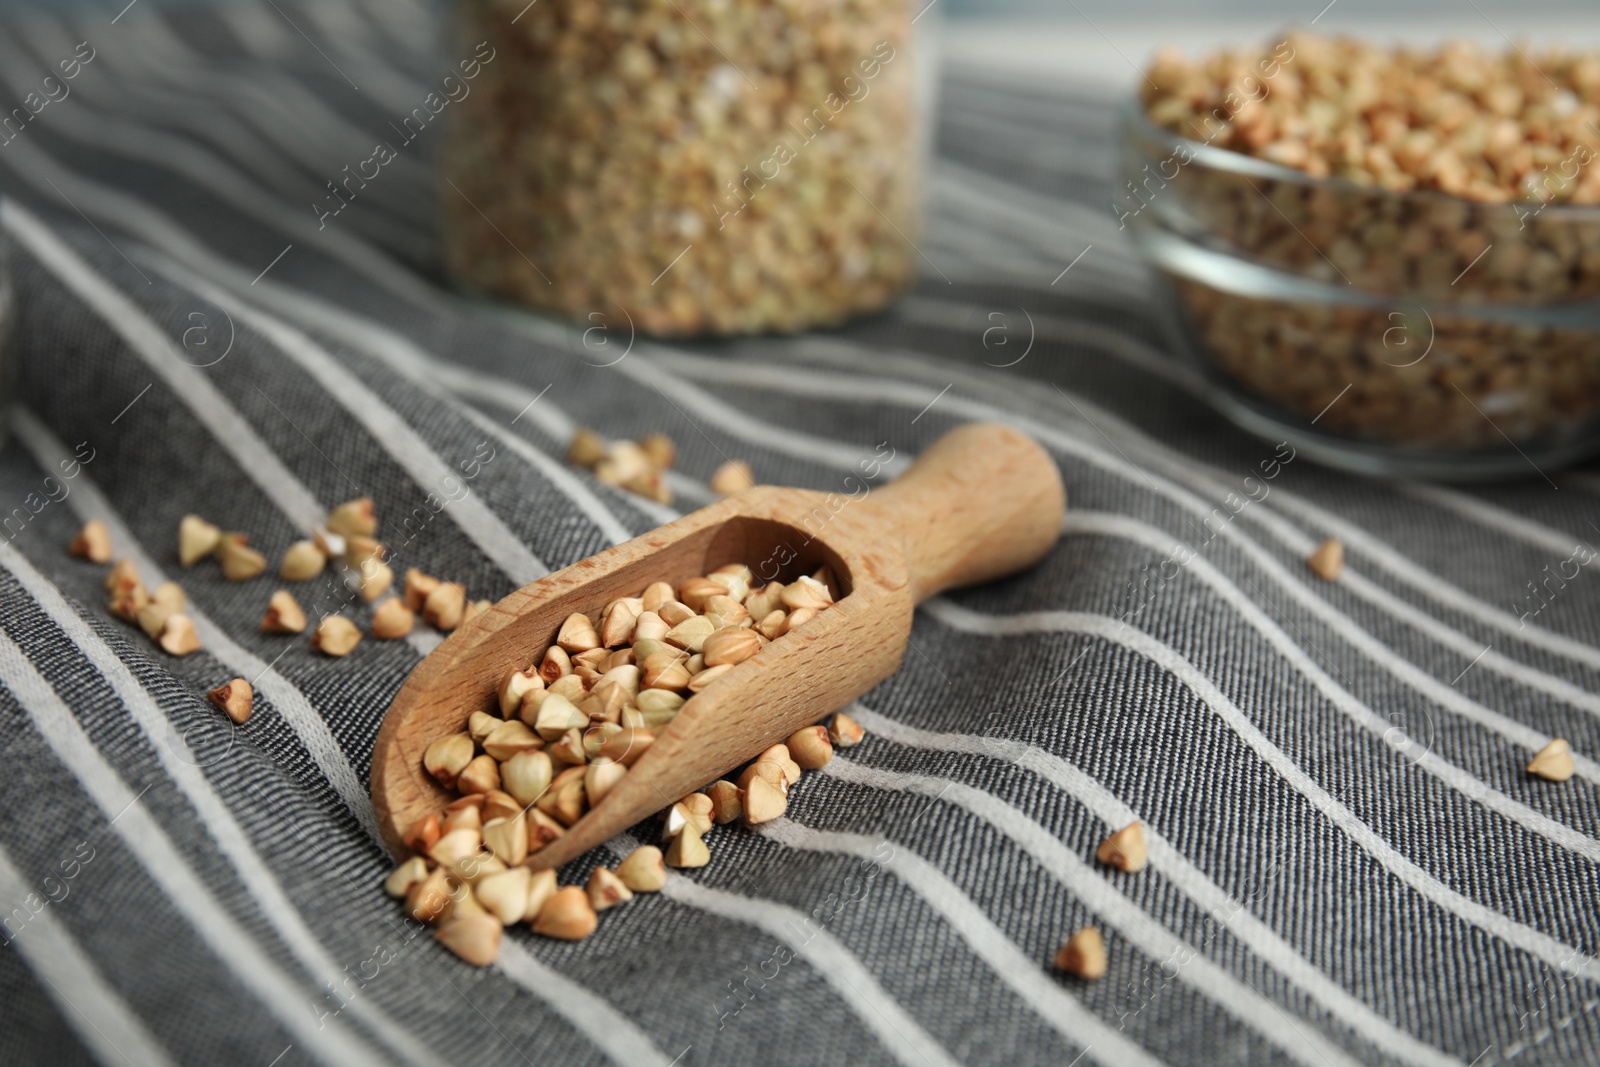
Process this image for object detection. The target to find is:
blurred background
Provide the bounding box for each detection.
[4,0,1594,22]
[1,0,1594,10]
[11,0,1591,84]
[3,0,1596,471]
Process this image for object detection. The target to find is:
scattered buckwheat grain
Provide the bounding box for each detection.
[1096,821,1148,873]
[1055,926,1108,980]
[208,679,254,724]
[1528,738,1576,782]
[68,520,112,563]
[1306,539,1345,581]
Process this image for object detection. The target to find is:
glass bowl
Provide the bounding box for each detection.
[1117,99,1600,481]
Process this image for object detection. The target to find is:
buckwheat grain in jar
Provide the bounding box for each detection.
[443,0,926,337]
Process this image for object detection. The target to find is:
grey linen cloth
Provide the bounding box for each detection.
[0,2,1597,1066]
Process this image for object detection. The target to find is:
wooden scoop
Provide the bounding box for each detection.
[372,422,1065,870]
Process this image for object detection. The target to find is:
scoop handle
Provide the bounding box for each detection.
[860,423,1065,603]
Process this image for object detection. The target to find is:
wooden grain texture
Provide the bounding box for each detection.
[371,422,1066,869]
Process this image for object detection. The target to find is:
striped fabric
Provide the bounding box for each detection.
[0,3,1596,1065]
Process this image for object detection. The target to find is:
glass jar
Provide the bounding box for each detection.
[444,0,926,337]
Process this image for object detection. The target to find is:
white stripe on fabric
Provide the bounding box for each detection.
[490,948,673,1067]
[816,763,1368,1067]
[186,294,627,543]
[924,231,1051,285]
[479,313,906,478]
[886,173,1600,672]
[212,0,295,55]
[0,629,398,1067]
[893,296,1197,392]
[1400,483,1593,558]
[922,202,1069,278]
[758,155,1600,675]
[0,32,442,310]
[373,419,1455,1065]
[0,201,324,532]
[1,532,668,1067]
[462,341,1600,767]
[27,20,433,263]
[143,15,437,226]
[12,18,1587,1043]
[618,357,908,475]
[1195,487,1600,693]
[0,841,179,1067]
[937,112,1115,181]
[289,2,441,113]
[754,820,1170,1067]
[10,409,384,842]
[384,368,641,545]
[459,338,1600,838]
[349,0,434,53]
[943,94,1115,153]
[114,4,422,139]
[0,545,442,1067]
[71,0,1598,699]
[0,191,760,1062]
[419,357,576,445]
[655,349,1600,711]
[934,160,1137,253]
[928,178,1150,284]
[0,27,1446,1067]
[141,255,547,586]
[843,705,1463,1067]
[995,347,1600,692]
[1067,509,1600,784]
[0,59,895,498]
[452,405,641,545]
[920,216,1132,300]
[89,11,435,200]
[1263,499,1600,677]
[7,403,672,1067]
[920,598,1597,978]
[941,74,1126,120]
[664,471,717,509]
[868,203,1149,303]
[0,124,631,570]
[7,185,467,669]
[597,834,978,1067]
[15,22,1600,1062]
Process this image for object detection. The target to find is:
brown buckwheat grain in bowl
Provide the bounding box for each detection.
[1169,276,1600,454]
[1119,32,1600,475]
[1130,33,1600,303]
